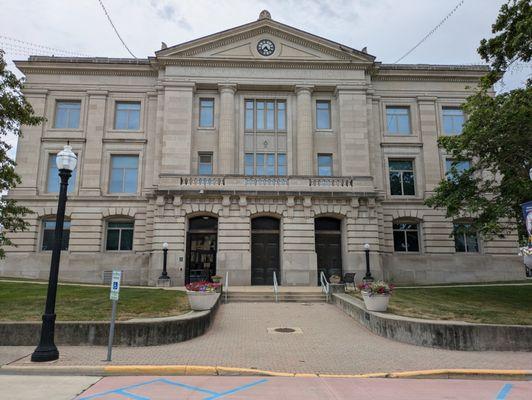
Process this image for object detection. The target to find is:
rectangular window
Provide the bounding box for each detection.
[47,154,77,193]
[245,153,254,175]
[316,100,331,129]
[244,153,286,176]
[114,101,141,130]
[445,159,470,181]
[393,223,419,252]
[198,152,213,175]
[245,100,254,130]
[386,106,411,135]
[454,223,479,253]
[54,101,81,129]
[246,100,285,131]
[199,99,214,127]
[109,155,139,194]
[106,221,134,251]
[317,154,333,176]
[389,160,415,196]
[41,220,70,251]
[442,107,464,135]
[277,153,287,176]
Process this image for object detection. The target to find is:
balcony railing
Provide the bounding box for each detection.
[159,174,374,193]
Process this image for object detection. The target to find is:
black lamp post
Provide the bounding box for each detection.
[159,242,170,280]
[363,243,374,283]
[32,145,77,362]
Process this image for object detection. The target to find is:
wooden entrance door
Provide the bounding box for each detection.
[251,217,280,285]
[315,217,342,285]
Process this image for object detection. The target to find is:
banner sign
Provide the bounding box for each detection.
[522,201,532,249]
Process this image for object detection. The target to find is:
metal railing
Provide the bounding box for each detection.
[320,271,330,302]
[224,271,229,303]
[273,271,279,303]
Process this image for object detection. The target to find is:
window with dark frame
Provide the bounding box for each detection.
[41,219,71,251]
[198,152,213,175]
[386,106,411,135]
[199,99,214,127]
[114,101,141,130]
[106,221,134,251]
[453,223,479,253]
[54,101,81,129]
[442,107,464,135]
[393,222,420,252]
[317,154,333,176]
[316,100,331,129]
[389,160,415,196]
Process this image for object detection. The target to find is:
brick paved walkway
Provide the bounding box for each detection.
[6,303,532,374]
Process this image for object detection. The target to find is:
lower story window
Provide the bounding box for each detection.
[42,219,70,251]
[245,153,286,176]
[453,223,479,253]
[393,222,420,252]
[106,221,134,251]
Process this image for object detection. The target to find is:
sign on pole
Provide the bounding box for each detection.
[107,270,121,361]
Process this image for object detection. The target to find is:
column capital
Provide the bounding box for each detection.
[294,85,314,94]
[218,83,237,94]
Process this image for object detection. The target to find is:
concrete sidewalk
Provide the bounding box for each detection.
[3,303,532,375]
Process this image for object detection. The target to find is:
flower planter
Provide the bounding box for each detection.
[186,291,219,311]
[361,292,390,312]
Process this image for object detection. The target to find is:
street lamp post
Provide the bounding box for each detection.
[159,242,170,280]
[31,145,77,362]
[363,243,374,283]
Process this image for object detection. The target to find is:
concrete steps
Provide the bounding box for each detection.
[226,291,327,303]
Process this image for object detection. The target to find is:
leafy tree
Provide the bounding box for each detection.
[0,50,43,257]
[425,0,532,241]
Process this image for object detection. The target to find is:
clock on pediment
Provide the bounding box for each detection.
[257,39,275,56]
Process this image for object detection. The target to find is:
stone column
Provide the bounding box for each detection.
[218,84,237,175]
[336,86,371,177]
[295,85,313,175]
[80,90,107,196]
[418,96,440,193]
[160,82,195,176]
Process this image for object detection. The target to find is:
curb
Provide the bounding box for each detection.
[1,365,531,380]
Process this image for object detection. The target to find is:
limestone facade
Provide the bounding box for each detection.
[1,12,523,285]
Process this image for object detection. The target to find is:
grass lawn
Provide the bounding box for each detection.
[351,285,532,325]
[0,281,190,321]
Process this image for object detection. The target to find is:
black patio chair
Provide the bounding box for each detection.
[343,273,356,291]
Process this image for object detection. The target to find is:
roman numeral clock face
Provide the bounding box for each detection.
[257,39,275,56]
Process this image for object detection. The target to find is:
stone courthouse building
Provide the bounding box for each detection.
[2,11,522,286]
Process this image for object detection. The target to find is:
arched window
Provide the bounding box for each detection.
[393,220,420,253]
[453,222,479,253]
[41,217,71,251]
[105,218,134,251]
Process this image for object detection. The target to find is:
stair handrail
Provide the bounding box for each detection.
[224,271,229,303]
[273,271,279,303]
[320,271,330,302]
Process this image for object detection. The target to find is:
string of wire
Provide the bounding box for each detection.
[97,0,136,58]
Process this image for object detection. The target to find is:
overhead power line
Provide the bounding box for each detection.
[394,0,465,64]
[97,0,137,58]
[0,35,90,57]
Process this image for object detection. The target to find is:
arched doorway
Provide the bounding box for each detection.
[251,217,280,285]
[186,216,218,284]
[315,217,342,285]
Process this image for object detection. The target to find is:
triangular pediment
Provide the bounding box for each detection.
[156,13,375,64]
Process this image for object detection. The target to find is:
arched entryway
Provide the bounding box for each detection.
[251,216,280,285]
[186,216,218,284]
[315,217,342,285]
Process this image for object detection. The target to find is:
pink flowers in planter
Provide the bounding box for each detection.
[185,281,220,293]
[357,281,395,297]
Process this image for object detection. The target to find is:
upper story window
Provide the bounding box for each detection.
[54,101,81,129]
[198,152,213,175]
[41,219,70,251]
[245,153,287,176]
[317,154,333,176]
[106,220,134,251]
[199,99,214,127]
[445,159,471,181]
[442,107,464,135]
[453,222,479,253]
[393,222,420,253]
[114,102,140,130]
[245,100,286,131]
[386,106,411,135]
[389,160,415,196]
[316,100,331,129]
[109,155,139,194]
[47,154,77,193]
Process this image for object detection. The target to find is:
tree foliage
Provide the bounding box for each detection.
[0,50,44,257]
[425,0,532,241]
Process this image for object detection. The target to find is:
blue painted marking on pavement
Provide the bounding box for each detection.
[112,389,150,400]
[157,378,220,395]
[78,378,161,399]
[495,383,513,400]
[202,378,269,400]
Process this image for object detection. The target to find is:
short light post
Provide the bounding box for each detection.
[363,243,374,283]
[31,145,77,362]
[159,242,170,280]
